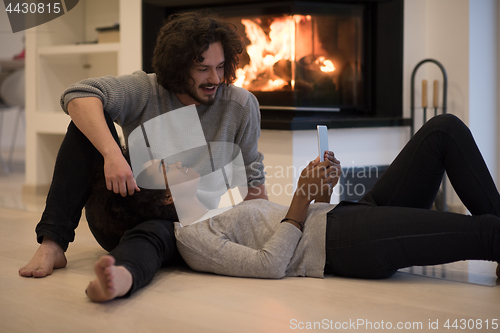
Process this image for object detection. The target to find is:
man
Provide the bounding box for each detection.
[19,11,268,286]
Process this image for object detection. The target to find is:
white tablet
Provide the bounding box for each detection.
[317,125,329,162]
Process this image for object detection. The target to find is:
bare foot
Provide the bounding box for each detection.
[19,238,67,278]
[86,255,133,302]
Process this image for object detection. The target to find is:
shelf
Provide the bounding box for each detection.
[38,43,120,56]
[32,112,71,134]
[25,0,142,187]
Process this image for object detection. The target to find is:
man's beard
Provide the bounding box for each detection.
[186,83,219,106]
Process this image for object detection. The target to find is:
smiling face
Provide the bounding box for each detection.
[161,160,201,203]
[176,41,225,106]
[163,161,201,186]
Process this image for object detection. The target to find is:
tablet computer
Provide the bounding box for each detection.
[317,125,329,162]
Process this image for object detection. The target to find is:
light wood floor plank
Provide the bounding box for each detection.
[1,204,500,333]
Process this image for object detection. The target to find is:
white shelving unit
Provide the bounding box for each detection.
[24,0,141,193]
[38,43,121,56]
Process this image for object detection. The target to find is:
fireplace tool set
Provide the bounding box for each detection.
[410,58,448,211]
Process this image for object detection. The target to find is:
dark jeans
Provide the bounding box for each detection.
[35,113,180,295]
[325,114,500,278]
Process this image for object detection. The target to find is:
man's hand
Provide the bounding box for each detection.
[104,150,140,197]
[67,97,140,197]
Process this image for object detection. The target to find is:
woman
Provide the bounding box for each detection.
[86,114,500,302]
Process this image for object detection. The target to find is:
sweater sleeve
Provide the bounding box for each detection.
[238,92,265,187]
[175,221,302,279]
[59,71,152,126]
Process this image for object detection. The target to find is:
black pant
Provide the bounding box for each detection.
[325,114,500,278]
[35,113,181,294]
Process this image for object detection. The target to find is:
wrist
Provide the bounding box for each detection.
[284,193,311,230]
[292,191,311,207]
[101,144,123,160]
[281,218,304,231]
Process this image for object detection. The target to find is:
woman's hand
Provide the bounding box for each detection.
[295,151,341,203]
[316,151,341,202]
[284,152,341,231]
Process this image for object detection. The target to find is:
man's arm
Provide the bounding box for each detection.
[68,97,140,197]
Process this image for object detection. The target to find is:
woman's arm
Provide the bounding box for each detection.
[176,221,302,279]
[283,151,341,229]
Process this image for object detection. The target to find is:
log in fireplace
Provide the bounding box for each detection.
[142,0,407,130]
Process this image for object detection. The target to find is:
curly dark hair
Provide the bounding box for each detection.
[86,152,178,236]
[152,10,244,93]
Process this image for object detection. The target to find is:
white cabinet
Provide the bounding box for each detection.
[24,0,141,193]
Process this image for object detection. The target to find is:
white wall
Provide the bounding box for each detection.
[469,0,498,182]
[498,1,500,185]
[425,0,470,121]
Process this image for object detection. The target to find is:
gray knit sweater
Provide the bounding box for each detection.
[174,200,334,279]
[60,71,265,187]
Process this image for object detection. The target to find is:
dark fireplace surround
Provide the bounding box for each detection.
[142,0,408,130]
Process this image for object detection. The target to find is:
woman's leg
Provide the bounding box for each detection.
[325,114,500,279]
[325,204,500,279]
[361,114,500,216]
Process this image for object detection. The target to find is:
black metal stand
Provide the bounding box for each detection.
[410,58,448,211]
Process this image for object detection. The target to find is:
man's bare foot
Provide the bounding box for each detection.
[86,255,133,302]
[19,238,67,278]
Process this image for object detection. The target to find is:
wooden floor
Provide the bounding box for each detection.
[1,153,499,333]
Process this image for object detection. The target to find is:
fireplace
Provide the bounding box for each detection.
[221,3,366,113]
[142,0,406,130]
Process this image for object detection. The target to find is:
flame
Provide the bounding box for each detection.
[235,15,335,91]
[316,56,336,73]
[236,16,295,91]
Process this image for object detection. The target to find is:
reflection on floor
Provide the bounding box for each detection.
[1,148,499,288]
[400,261,500,287]
[0,150,46,213]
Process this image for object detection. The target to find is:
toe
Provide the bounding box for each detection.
[33,267,50,278]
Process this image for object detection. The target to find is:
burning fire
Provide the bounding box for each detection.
[316,56,335,73]
[235,15,336,91]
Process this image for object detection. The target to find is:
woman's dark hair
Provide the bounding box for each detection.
[86,151,178,236]
[152,10,244,93]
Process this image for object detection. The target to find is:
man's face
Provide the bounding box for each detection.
[177,41,225,106]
